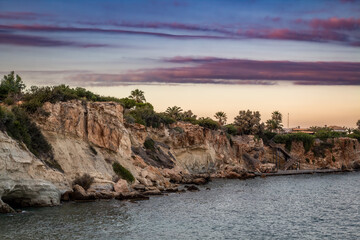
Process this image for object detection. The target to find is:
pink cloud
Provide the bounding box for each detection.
[309,17,360,31]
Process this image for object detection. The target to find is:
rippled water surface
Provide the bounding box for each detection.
[1,172,360,239]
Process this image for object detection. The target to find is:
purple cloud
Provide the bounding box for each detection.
[0,32,108,47]
[67,57,360,86]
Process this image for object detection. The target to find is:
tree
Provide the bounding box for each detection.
[129,89,146,103]
[0,71,26,101]
[266,111,283,133]
[234,110,263,135]
[165,106,183,120]
[214,111,227,125]
[357,120,360,130]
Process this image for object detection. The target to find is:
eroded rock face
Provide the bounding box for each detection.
[0,131,68,211]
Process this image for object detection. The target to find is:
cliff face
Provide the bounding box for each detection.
[0,131,67,212]
[0,100,359,212]
[284,138,360,170]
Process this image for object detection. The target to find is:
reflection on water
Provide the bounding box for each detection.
[1,172,360,240]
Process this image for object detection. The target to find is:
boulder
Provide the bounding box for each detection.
[143,189,162,195]
[0,200,15,214]
[114,179,130,193]
[69,185,96,201]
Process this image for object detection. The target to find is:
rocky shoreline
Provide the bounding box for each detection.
[1,100,359,213]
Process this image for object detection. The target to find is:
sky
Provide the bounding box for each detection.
[0,0,359,127]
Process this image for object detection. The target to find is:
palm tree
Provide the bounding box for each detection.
[129,89,146,103]
[166,106,183,120]
[214,111,227,125]
[266,111,283,133]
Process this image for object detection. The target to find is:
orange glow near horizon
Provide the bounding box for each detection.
[86,84,360,128]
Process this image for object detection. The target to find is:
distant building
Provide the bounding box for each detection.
[328,126,347,133]
[291,127,314,134]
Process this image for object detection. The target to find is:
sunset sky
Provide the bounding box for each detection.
[0,0,359,127]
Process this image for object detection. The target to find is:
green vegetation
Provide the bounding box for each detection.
[0,71,25,102]
[112,162,135,183]
[144,138,156,151]
[314,129,345,140]
[214,111,227,125]
[73,173,94,190]
[265,111,283,133]
[234,110,264,135]
[22,85,124,114]
[347,129,360,142]
[224,124,238,135]
[0,106,55,160]
[274,133,315,152]
[129,89,146,103]
[165,106,183,120]
[195,117,220,130]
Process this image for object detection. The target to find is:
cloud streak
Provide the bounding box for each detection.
[0,32,108,47]
[1,22,358,46]
[68,57,360,86]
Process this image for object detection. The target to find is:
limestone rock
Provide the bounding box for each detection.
[114,179,130,193]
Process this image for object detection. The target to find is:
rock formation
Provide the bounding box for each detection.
[0,99,359,212]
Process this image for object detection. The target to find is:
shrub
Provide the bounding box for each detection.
[73,173,94,190]
[274,133,315,153]
[224,124,238,135]
[144,138,156,151]
[22,84,124,113]
[196,117,220,130]
[348,130,360,142]
[0,106,54,159]
[112,162,135,183]
[332,156,336,162]
[315,129,345,140]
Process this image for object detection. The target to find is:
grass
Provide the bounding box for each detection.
[112,162,135,183]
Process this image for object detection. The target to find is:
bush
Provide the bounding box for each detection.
[73,173,94,190]
[144,138,156,151]
[315,129,345,140]
[348,130,360,142]
[0,106,54,159]
[195,117,220,130]
[274,133,315,152]
[22,84,124,113]
[112,162,135,183]
[224,124,238,135]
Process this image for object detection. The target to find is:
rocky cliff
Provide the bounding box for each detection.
[1,100,359,213]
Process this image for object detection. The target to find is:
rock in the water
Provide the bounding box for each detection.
[69,185,96,201]
[61,191,73,201]
[143,189,162,195]
[185,185,200,192]
[0,200,15,213]
[192,177,209,185]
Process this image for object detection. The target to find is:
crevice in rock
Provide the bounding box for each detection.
[82,100,89,141]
